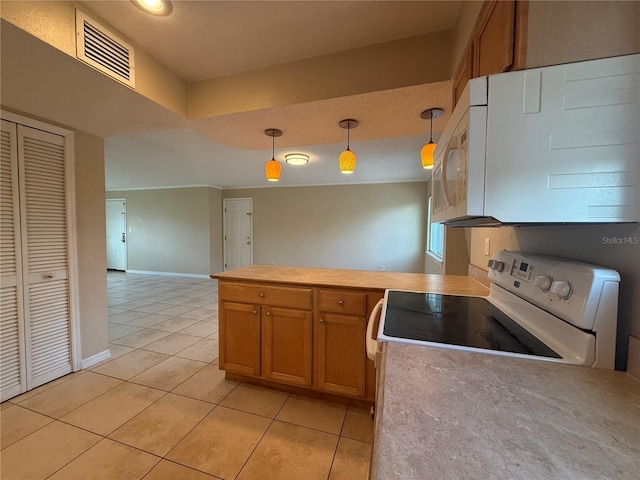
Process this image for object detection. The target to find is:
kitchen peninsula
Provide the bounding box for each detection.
[214,266,640,479]
[212,265,488,403]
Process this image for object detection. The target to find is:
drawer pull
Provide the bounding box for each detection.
[266,311,271,316]
[252,310,257,315]
[338,300,344,306]
[259,292,265,298]
[45,274,54,279]
[319,318,325,324]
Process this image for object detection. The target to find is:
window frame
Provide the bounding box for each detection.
[426,196,445,265]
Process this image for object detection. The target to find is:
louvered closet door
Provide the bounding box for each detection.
[0,120,27,401]
[17,125,72,389]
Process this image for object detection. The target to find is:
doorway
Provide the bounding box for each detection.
[106,198,127,271]
[223,198,253,270]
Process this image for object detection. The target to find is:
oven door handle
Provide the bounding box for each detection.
[366,298,384,361]
[441,140,456,208]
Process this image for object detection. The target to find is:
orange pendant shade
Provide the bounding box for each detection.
[265,158,281,181]
[339,148,356,174]
[421,141,436,169]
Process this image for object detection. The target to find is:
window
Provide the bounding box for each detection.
[426,196,445,263]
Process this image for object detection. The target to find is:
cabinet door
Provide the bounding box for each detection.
[453,45,473,108]
[220,301,260,376]
[315,313,366,397]
[474,0,515,77]
[262,307,312,386]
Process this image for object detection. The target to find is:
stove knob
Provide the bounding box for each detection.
[494,261,505,272]
[550,280,572,300]
[533,275,553,292]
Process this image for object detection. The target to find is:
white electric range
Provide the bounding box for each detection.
[370,251,620,369]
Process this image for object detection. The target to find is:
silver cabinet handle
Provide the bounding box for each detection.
[252,310,257,315]
[259,292,265,298]
[319,318,325,324]
[46,274,54,279]
[338,300,344,306]
[266,311,271,316]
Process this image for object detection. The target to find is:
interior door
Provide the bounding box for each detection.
[0,119,27,401]
[223,198,253,270]
[106,199,127,270]
[18,124,73,389]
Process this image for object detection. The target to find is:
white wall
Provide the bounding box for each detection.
[74,130,109,361]
[106,187,212,275]
[209,188,223,273]
[223,182,428,273]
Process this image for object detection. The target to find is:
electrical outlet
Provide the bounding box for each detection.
[484,238,490,256]
[161,256,165,263]
[270,259,275,265]
[380,265,386,271]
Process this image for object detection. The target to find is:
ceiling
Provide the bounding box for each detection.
[79,1,462,82]
[2,1,464,190]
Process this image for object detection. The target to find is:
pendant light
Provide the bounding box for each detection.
[264,128,282,182]
[338,119,359,174]
[420,108,443,170]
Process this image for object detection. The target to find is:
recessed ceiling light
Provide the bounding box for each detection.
[132,0,172,16]
[285,153,310,166]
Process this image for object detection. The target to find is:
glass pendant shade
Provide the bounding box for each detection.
[421,141,436,169]
[419,108,443,170]
[265,158,281,181]
[338,119,359,175]
[339,148,356,174]
[264,128,283,182]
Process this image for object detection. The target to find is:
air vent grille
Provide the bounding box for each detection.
[75,10,135,88]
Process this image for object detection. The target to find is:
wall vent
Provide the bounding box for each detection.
[75,10,135,89]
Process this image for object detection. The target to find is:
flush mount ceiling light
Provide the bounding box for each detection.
[420,108,443,169]
[131,0,173,16]
[284,153,309,166]
[264,128,283,182]
[338,119,359,174]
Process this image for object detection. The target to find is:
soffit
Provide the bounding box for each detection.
[78,0,462,81]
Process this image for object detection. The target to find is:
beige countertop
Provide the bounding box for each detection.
[371,342,640,480]
[212,265,489,296]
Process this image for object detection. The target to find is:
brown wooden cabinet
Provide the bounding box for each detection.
[219,301,261,376]
[453,0,516,108]
[262,306,312,387]
[315,312,366,397]
[218,280,382,403]
[219,281,313,386]
[315,289,382,400]
[473,0,515,77]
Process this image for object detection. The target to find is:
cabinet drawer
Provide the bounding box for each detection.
[318,289,366,315]
[220,282,312,310]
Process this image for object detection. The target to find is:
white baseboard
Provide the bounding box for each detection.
[125,270,211,279]
[81,349,111,369]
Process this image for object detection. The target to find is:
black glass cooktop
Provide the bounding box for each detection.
[383,291,560,358]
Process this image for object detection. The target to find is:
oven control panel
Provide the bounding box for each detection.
[487,250,619,331]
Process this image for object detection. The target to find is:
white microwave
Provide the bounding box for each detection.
[432,54,639,226]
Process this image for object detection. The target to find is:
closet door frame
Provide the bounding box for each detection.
[1,110,81,374]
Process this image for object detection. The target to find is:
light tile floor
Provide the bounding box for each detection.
[1,271,374,480]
